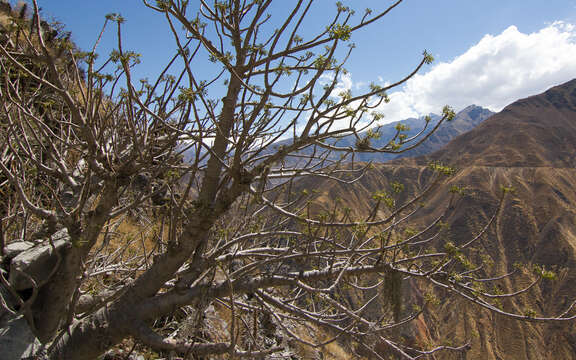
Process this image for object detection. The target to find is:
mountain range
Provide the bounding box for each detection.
[415,78,576,168]
[326,104,494,163]
[338,105,494,162]
[268,104,494,165]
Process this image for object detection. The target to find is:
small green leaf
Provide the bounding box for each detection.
[423,50,435,64]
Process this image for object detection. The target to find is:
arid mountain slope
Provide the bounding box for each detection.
[419,79,576,167]
[311,165,576,359]
[414,79,576,359]
[302,79,576,359]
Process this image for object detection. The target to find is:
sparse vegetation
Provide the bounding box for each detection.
[1,1,575,359]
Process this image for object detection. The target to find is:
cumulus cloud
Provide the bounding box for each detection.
[376,21,576,123]
[330,72,353,97]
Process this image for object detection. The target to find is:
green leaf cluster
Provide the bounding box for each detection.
[533,264,557,280]
[372,190,395,210]
[329,24,352,41]
[442,105,456,121]
[428,162,456,176]
[423,50,435,64]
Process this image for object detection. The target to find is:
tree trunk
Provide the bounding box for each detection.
[47,305,128,360]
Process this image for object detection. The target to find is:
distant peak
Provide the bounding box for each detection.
[424,78,576,168]
[460,104,492,112]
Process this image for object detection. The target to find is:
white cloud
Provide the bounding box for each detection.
[311,73,372,131]
[325,72,353,98]
[377,21,576,123]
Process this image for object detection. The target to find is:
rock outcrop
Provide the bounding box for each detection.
[0,229,71,360]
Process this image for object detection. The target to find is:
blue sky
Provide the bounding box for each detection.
[36,0,576,122]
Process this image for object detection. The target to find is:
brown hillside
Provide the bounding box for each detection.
[417,79,576,167]
[300,79,576,359]
[308,165,576,359]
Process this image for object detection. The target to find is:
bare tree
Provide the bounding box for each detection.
[1,1,574,359]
